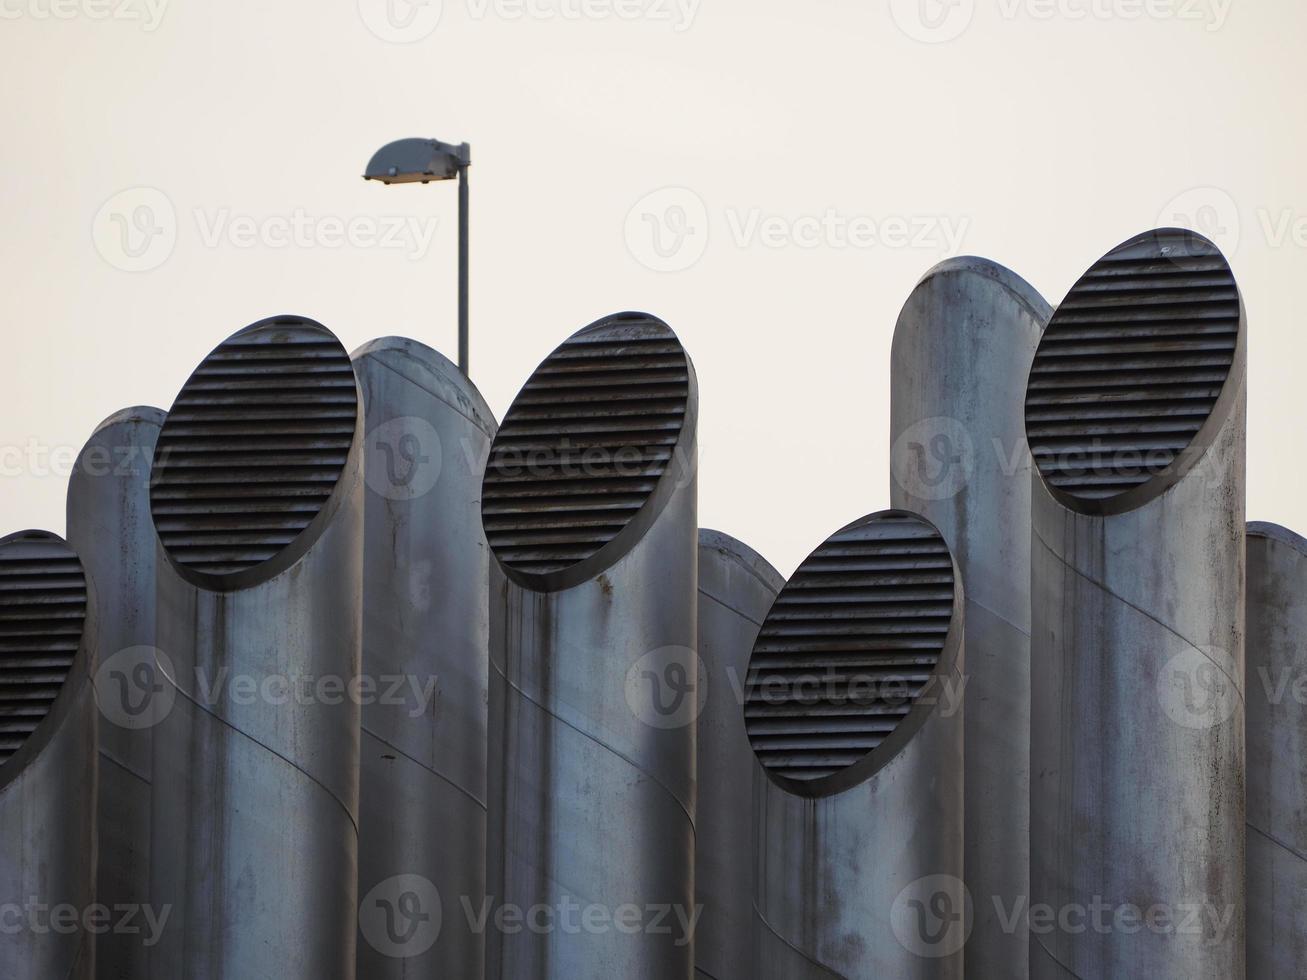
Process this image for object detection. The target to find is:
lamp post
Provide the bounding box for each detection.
[364,137,471,376]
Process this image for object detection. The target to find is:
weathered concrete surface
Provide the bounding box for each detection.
[695,530,783,980]
[351,337,497,978]
[1245,521,1307,978]
[484,315,699,978]
[751,511,966,980]
[148,319,364,980]
[890,256,1050,979]
[1028,232,1246,979]
[66,406,165,980]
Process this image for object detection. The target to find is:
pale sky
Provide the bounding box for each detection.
[1,0,1302,575]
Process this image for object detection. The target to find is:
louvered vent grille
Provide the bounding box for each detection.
[744,513,955,784]
[151,318,358,578]
[482,315,690,577]
[1026,230,1239,502]
[0,533,86,766]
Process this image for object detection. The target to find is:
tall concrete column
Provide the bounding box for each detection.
[749,510,966,979]
[351,336,497,975]
[695,530,783,980]
[66,405,166,980]
[1027,229,1246,978]
[483,312,698,978]
[147,315,364,979]
[1245,521,1307,977]
[0,530,96,980]
[890,256,1050,979]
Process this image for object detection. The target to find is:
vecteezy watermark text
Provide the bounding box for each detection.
[93,188,440,272]
[95,646,443,731]
[466,897,701,947]
[624,187,969,272]
[890,0,1232,44]
[0,0,168,30]
[0,900,171,947]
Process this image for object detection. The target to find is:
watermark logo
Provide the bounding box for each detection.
[891,416,977,502]
[95,190,439,271]
[625,190,969,272]
[892,874,973,958]
[0,0,169,30]
[890,0,976,43]
[996,895,1236,940]
[93,646,177,730]
[625,646,705,730]
[624,187,709,273]
[191,669,439,718]
[998,0,1231,30]
[743,666,967,719]
[359,875,443,958]
[358,0,443,41]
[92,187,176,272]
[0,900,171,946]
[192,208,437,258]
[723,209,969,253]
[465,0,700,29]
[466,897,700,944]
[1157,186,1241,256]
[365,416,443,501]
[1253,666,1307,708]
[1158,186,1307,257]
[1157,645,1239,730]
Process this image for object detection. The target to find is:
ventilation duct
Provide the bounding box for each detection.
[351,337,497,977]
[483,312,698,977]
[66,406,166,980]
[890,257,1050,977]
[1245,521,1307,978]
[1027,229,1246,978]
[695,530,783,980]
[0,530,95,980]
[749,510,965,978]
[147,315,364,980]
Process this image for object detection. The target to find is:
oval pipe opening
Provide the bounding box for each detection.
[744,510,961,798]
[1024,228,1244,516]
[481,311,696,592]
[0,530,87,769]
[150,316,360,591]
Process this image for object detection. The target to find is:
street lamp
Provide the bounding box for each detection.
[364,137,472,376]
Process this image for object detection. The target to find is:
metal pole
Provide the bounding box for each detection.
[695,530,783,980]
[147,315,364,980]
[483,312,698,978]
[459,163,469,377]
[0,530,96,980]
[66,406,167,980]
[1027,229,1246,978]
[748,510,966,979]
[351,336,497,976]
[1245,521,1307,977]
[890,257,1050,978]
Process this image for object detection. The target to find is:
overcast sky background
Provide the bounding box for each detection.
[1,0,1301,575]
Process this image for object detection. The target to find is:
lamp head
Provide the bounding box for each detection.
[363,137,470,184]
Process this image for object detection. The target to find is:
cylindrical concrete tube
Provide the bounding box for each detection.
[890,256,1050,979]
[66,405,166,980]
[1245,521,1307,977]
[482,312,698,978]
[1026,229,1246,978]
[351,336,497,975]
[749,510,966,979]
[147,315,364,979]
[0,530,96,980]
[695,530,783,980]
